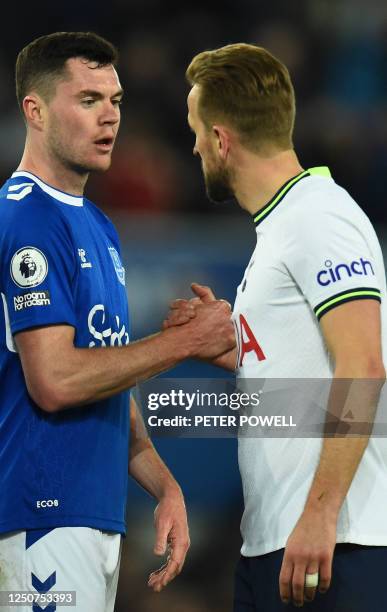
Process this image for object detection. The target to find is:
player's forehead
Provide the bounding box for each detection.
[58,57,122,96]
[187,85,200,125]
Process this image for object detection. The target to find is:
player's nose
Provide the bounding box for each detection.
[100,102,120,126]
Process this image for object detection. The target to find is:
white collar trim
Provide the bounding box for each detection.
[11,171,84,207]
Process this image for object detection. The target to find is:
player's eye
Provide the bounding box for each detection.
[81,98,96,107]
[112,99,122,107]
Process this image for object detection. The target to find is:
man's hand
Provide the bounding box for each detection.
[147,490,190,593]
[279,510,336,607]
[163,283,219,329]
[163,283,237,369]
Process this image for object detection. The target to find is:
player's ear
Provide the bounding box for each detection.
[22,93,46,131]
[212,125,230,161]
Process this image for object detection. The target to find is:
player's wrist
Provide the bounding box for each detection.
[160,324,199,360]
[159,481,184,502]
[152,474,184,503]
[302,497,340,524]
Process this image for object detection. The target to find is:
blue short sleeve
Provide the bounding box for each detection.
[0,198,77,335]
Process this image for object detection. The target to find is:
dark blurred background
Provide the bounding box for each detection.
[1,1,387,610]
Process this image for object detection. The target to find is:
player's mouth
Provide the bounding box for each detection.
[94,137,114,152]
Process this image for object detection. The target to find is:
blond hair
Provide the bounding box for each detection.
[186,43,295,152]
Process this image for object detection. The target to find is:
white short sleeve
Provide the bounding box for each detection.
[282,193,382,321]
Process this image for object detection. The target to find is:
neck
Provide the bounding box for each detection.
[232,149,304,215]
[17,140,88,196]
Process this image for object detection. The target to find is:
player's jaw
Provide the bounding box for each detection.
[48,130,117,175]
[77,142,116,172]
[203,162,235,204]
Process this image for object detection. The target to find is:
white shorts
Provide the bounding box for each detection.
[0,527,122,612]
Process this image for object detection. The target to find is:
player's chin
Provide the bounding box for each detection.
[88,156,113,173]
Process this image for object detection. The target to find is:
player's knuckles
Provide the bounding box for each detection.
[170,299,189,307]
[170,315,189,325]
[292,548,310,563]
[219,298,232,311]
[174,309,187,317]
[168,306,191,318]
[292,578,304,591]
[279,561,292,580]
[279,560,292,577]
[216,299,231,313]
[319,550,332,565]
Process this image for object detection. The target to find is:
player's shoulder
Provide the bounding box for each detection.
[84,197,121,241]
[0,175,41,207]
[0,174,72,243]
[84,196,112,223]
[285,170,371,230]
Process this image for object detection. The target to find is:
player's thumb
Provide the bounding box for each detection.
[191,282,216,303]
[153,524,169,555]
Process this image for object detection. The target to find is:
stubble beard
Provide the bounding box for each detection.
[204,164,235,204]
[47,125,111,176]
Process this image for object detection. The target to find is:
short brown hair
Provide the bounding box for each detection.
[186,43,295,153]
[16,31,118,114]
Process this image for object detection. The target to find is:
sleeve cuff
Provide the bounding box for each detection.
[314,287,382,321]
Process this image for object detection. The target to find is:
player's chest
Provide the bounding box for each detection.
[233,232,301,320]
[70,224,129,347]
[74,236,125,297]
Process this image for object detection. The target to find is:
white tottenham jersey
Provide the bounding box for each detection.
[233,167,387,557]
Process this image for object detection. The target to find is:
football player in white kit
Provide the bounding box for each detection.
[165,43,387,610]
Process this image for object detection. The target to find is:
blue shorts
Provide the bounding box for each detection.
[234,544,387,611]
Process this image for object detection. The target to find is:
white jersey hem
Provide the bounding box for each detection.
[241,533,387,557]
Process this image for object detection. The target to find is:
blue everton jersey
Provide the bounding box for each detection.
[0,171,130,535]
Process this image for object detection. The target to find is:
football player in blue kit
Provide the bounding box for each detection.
[0,32,235,611]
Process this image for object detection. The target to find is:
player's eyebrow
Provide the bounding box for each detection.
[78,88,124,100]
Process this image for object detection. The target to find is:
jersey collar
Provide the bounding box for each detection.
[11,171,84,207]
[252,166,331,227]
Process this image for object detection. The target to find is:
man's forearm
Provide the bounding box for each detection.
[18,325,196,412]
[303,374,385,519]
[129,399,182,499]
[44,328,192,410]
[207,348,237,371]
[303,437,370,519]
[17,300,235,412]
[130,443,182,500]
